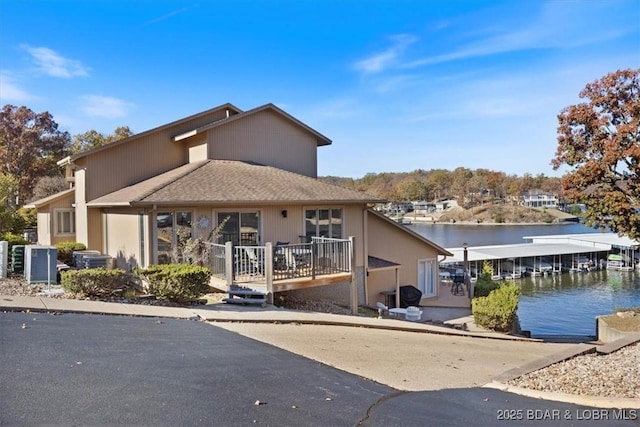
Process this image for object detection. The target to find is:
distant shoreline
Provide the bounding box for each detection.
[403,216,579,226]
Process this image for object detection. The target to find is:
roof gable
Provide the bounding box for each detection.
[70,103,242,161]
[367,209,453,256]
[24,188,75,209]
[173,103,332,146]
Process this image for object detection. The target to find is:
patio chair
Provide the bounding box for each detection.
[282,247,297,276]
[244,248,262,276]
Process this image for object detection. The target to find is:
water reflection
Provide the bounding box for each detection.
[517,270,640,336]
[408,223,638,336]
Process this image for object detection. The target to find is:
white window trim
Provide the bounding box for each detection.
[213,209,263,245]
[53,208,75,236]
[304,206,345,239]
[417,258,438,298]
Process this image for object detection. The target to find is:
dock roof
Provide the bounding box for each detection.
[443,233,639,264]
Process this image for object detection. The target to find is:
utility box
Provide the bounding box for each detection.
[11,245,25,274]
[0,241,7,279]
[24,245,57,285]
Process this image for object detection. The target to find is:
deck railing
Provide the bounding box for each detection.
[207,238,352,287]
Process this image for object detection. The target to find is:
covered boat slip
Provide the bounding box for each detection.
[442,233,640,277]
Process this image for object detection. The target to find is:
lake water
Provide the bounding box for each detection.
[408,222,639,336]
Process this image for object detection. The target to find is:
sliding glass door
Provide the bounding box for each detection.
[216,211,260,246]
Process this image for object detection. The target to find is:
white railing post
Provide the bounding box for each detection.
[265,242,273,303]
[349,236,357,315]
[224,241,233,287]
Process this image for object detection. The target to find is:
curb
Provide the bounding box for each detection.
[487,340,640,410]
[484,381,640,409]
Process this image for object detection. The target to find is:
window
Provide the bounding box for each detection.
[305,208,342,241]
[418,259,437,298]
[216,211,260,246]
[156,211,193,264]
[54,209,75,235]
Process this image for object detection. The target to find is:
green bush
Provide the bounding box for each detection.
[473,260,500,297]
[473,278,500,298]
[136,263,211,301]
[2,232,29,251]
[472,283,520,332]
[56,241,87,265]
[60,268,127,298]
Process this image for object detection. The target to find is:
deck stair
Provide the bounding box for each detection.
[224,285,268,307]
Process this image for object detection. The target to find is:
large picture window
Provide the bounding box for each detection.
[156,211,193,264]
[54,209,75,236]
[216,211,260,246]
[305,208,342,241]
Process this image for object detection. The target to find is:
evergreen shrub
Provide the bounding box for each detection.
[136,263,211,301]
[56,241,87,265]
[472,283,520,332]
[60,268,127,297]
[2,232,29,251]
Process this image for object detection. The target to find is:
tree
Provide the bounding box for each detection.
[72,126,133,154]
[0,173,18,234]
[0,105,71,205]
[30,175,68,201]
[552,69,639,240]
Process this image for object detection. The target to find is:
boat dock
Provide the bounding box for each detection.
[441,233,640,278]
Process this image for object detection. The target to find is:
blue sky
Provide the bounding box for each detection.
[1,0,638,178]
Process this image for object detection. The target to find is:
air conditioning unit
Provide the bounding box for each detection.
[82,255,113,269]
[24,245,57,285]
[72,250,101,268]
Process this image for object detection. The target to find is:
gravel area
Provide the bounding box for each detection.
[508,343,640,399]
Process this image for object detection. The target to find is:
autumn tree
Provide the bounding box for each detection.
[0,173,18,233]
[0,105,71,206]
[72,125,133,153]
[30,175,68,201]
[552,69,639,240]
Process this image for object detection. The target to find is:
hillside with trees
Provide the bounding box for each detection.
[320,168,563,206]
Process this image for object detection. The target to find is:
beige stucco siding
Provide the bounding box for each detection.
[74,168,88,246]
[187,133,208,163]
[207,110,318,177]
[366,212,440,304]
[36,212,51,245]
[103,210,141,270]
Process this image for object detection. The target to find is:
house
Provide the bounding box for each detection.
[26,103,458,309]
[521,190,559,209]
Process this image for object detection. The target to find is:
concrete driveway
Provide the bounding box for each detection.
[214,322,581,391]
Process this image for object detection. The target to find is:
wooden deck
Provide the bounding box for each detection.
[209,272,352,294]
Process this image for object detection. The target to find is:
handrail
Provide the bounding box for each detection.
[207,239,352,285]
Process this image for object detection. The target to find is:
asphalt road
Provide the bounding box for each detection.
[1,312,637,427]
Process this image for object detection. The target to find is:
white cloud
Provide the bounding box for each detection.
[146,6,193,25]
[353,34,417,74]
[0,72,36,102]
[21,45,90,78]
[404,0,638,68]
[80,95,134,118]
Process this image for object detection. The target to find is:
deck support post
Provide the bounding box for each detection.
[265,242,274,304]
[349,236,358,315]
[225,241,233,288]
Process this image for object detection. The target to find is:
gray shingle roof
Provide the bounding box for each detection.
[88,160,383,207]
